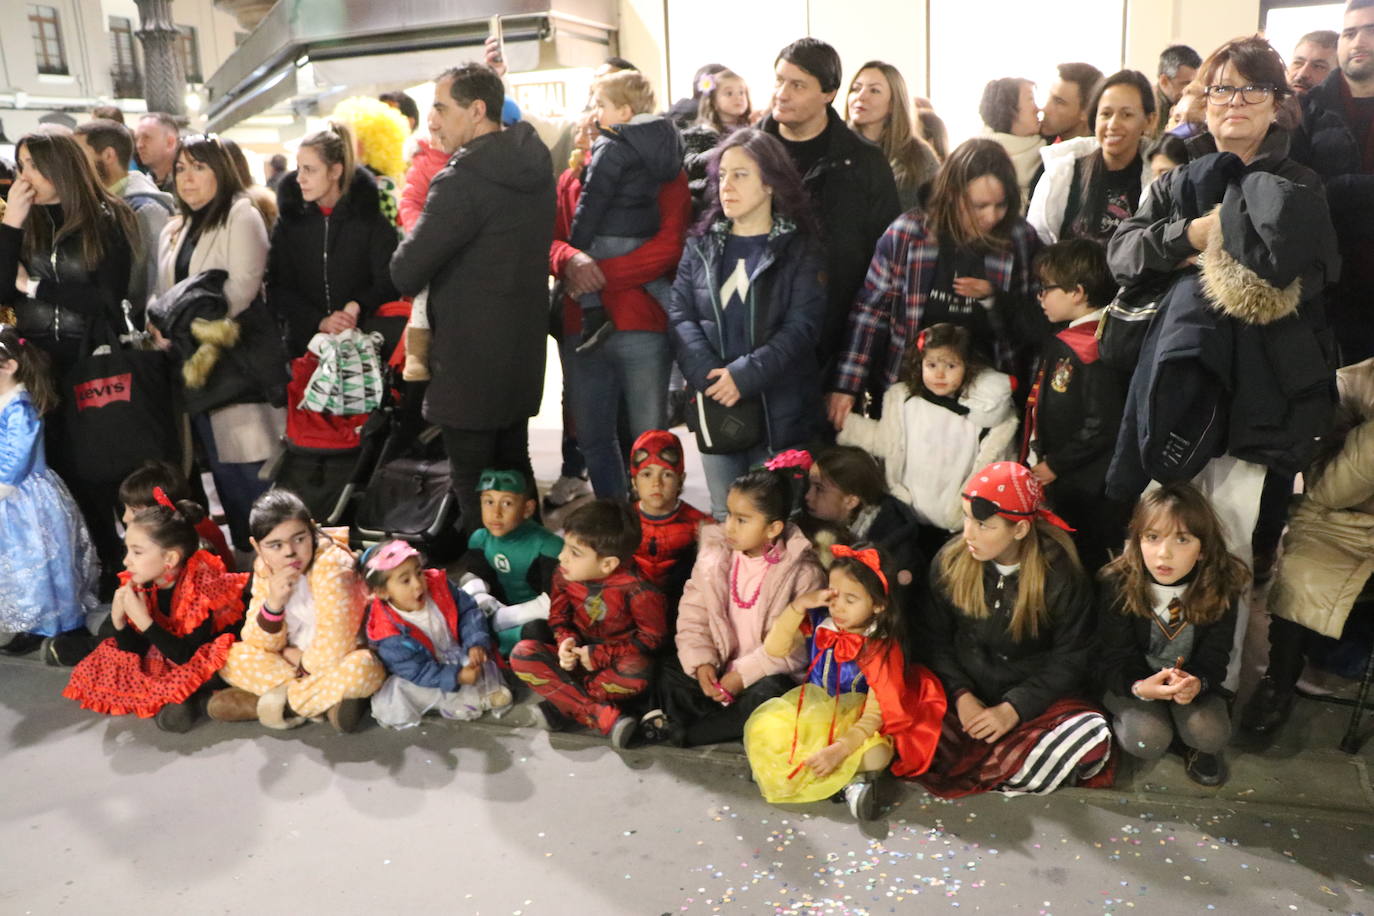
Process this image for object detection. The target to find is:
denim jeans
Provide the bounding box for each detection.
[563,331,670,498]
[192,413,271,550]
[699,445,775,520]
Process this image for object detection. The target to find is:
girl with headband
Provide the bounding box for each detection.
[0,325,99,659]
[917,461,1114,797]
[838,322,1017,545]
[743,543,945,824]
[63,488,249,732]
[360,539,511,729]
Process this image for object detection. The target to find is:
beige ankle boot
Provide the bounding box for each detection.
[206,687,259,722]
[403,326,432,382]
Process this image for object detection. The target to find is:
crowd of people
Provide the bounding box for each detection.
[3,1,1374,826]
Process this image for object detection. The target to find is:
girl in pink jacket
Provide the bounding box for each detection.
[640,469,824,746]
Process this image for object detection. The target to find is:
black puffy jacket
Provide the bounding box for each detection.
[267,167,399,356]
[570,115,684,249]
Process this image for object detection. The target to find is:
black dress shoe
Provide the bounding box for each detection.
[154,700,198,733]
[1240,675,1296,735]
[41,630,95,667]
[0,633,45,656]
[1183,749,1228,787]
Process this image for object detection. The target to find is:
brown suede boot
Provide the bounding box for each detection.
[206,687,259,722]
[402,326,431,382]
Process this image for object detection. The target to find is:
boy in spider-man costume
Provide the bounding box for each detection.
[628,430,710,616]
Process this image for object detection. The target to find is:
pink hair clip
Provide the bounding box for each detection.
[364,540,419,572]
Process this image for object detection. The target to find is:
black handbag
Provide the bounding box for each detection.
[685,391,765,454]
[61,315,178,484]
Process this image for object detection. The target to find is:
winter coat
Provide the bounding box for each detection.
[1095,569,1237,700]
[0,204,132,346]
[268,167,400,356]
[760,108,901,368]
[570,114,684,249]
[551,169,690,337]
[1027,135,1154,244]
[676,523,825,687]
[155,193,280,462]
[982,128,1045,214]
[838,373,1018,531]
[832,207,1041,395]
[921,538,1095,721]
[120,169,174,312]
[1269,358,1374,638]
[389,122,555,430]
[399,139,451,233]
[668,218,826,451]
[366,568,492,691]
[1106,134,1341,500]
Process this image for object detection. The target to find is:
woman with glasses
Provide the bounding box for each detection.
[1027,70,1156,246]
[1107,36,1341,704]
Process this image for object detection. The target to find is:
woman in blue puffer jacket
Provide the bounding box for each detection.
[667,128,826,518]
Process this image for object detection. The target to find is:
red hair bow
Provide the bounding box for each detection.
[830,544,888,594]
[152,486,176,510]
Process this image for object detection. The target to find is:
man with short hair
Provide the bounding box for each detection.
[1289,30,1340,96]
[73,118,173,310]
[760,37,900,387]
[389,63,555,537]
[1290,1,1374,365]
[133,111,179,192]
[1040,62,1103,142]
[1154,44,1201,134]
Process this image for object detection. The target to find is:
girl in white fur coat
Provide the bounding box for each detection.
[839,323,1018,534]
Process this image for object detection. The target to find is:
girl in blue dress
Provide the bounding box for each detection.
[0,326,98,654]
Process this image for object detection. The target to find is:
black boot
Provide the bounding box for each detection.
[41,629,96,667]
[154,699,199,733]
[1240,675,1297,735]
[0,633,45,656]
[1183,748,1228,787]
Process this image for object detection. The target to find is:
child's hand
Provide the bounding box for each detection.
[792,589,836,612]
[1030,462,1057,484]
[1134,667,1180,702]
[123,589,153,631]
[966,701,1019,744]
[467,646,488,667]
[718,669,744,700]
[804,741,849,778]
[1168,671,1201,705]
[458,664,479,685]
[955,692,986,731]
[558,637,579,671]
[573,645,592,669]
[695,664,722,700]
[109,585,133,629]
[265,565,302,612]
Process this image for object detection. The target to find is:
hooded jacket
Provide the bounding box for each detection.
[760,108,901,370]
[389,122,555,430]
[570,114,684,249]
[668,218,826,451]
[398,138,452,233]
[1106,139,1341,499]
[268,167,399,356]
[120,169,174,312]
[1027,135,1154,244]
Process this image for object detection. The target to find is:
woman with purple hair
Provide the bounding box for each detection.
[667,127,825,518]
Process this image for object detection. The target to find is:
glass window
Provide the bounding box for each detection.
[1263,2,1346,63]
[28,4,67,76]
[178,25,202,83]
[109,16,141,98]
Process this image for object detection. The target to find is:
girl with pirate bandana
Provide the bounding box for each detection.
[918,461,1114,797]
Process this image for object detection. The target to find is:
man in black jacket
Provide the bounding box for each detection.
[1294,0,1374,363]
[390,64,556,536]
[760,38,900,382]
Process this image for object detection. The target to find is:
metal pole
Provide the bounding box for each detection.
[134,0,187,119]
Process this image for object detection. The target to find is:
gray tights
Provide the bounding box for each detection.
[1103,690,1232,759]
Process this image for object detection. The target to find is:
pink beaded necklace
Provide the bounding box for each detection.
[730,541,782,609]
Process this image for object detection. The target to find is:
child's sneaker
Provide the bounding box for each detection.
[530,700,570,732]
[609,714,638,749]
[843,775,879,823]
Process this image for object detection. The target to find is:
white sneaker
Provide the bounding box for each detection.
[844,778,878,822]
[544,474,591,509]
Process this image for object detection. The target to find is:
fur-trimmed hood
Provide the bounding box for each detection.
[1198,168,1340,326]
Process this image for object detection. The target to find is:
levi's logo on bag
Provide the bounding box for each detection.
[73,372,132,411]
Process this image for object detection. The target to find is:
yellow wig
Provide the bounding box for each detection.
[329,96,409,179]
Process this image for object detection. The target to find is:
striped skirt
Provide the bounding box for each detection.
[915,697,1114,798]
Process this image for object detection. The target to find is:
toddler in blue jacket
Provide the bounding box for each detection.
[362,540,512,729]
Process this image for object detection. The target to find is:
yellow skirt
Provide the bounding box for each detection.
[743,685,892,804]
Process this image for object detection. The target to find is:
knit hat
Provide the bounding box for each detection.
[629,429,684,476]
[962,462,1074,531]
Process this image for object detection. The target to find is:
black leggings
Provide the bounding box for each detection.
[656,661,794,747]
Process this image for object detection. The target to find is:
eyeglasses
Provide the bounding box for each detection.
[1036,285,1065,297]
[1204,84,1276,105]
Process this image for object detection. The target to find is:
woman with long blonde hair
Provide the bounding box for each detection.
[918,461,1111,798]
[846,61,940,209]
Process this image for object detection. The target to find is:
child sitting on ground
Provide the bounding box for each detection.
[0,328,98,661]
[463,469,563,656]
[629,429,710,611]
[362,539,511,729]
[119,460,235,570]
[839,323,1017,550]
[1098,483,1248,787]
[1024,239,1130,569]
[510,499,666,748]
[570,69,683,353]
[744,544,945,823]
[63,490,249,732]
